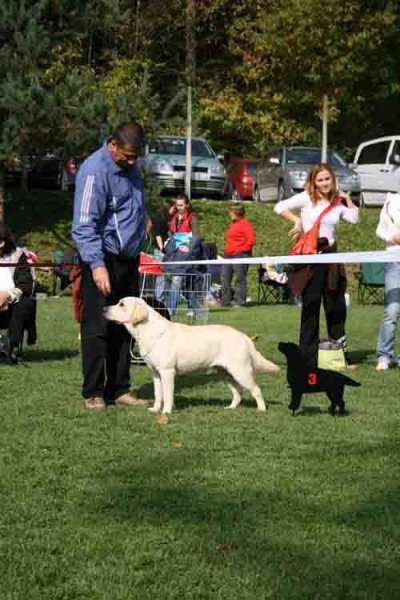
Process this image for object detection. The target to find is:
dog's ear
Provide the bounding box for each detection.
[130,303,148,325]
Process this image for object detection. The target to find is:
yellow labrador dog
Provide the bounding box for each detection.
[104,297,279,414]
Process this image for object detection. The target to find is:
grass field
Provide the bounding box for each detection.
[1,298,400,599]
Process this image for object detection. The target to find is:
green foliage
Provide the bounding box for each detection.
[194,0,400,154]
[1,0,400,179]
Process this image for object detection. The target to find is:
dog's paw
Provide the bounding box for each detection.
[257,405,268,412]
[148,406,160,413]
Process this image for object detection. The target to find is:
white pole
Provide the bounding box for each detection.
[321,94,328,163]
[185,84,192,199]
[185,0,194,200]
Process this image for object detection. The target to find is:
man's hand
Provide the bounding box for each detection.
[92,266,111,296]
[392,233,400,244]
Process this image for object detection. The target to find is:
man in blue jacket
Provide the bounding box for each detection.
[72,122,148,410]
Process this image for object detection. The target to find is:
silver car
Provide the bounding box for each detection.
[253,146,361,204]
[138,135,227,198]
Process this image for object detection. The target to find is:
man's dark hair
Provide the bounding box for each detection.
[112,123,144,150]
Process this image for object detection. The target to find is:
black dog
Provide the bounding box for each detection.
[278,342,360,416]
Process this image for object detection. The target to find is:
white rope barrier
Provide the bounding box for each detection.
[159,248,400,267]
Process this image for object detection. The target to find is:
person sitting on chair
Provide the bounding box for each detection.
[0,224,37,359]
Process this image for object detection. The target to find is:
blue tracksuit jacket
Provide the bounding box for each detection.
[72,139,146,269]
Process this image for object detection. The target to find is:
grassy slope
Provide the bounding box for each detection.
[5,190,384,296]
[1,299,399,599]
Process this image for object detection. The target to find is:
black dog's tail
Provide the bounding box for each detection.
[336,373,360,387]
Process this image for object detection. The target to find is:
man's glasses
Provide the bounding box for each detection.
[117,146,140,161]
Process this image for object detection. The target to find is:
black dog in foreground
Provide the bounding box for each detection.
[278,342,360,416]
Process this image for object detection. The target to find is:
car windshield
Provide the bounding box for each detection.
[148,138,214,158]
[286,148,346,167]
[245,163,258,175]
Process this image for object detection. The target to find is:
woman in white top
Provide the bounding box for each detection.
[275,163,359,370]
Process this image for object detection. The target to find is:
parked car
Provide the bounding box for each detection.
[351,136,400,206]
[5,154,64,190]
[225,158,259,200]
[137,135,227,198]
[29,155,63,190]
[253,146,361,204]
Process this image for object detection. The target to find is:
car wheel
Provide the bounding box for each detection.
[252,185,261,202]
[277,181,285,203]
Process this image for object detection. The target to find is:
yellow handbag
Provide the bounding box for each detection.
[318,339,347,371]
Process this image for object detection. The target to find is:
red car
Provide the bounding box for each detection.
[225,158,259,200]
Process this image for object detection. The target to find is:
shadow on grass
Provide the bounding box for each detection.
[348,348,375,364]
[83,448,400,598]
[135,372,283,410]
[21,348,80,362]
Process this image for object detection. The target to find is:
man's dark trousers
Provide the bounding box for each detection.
[80,253,139,403]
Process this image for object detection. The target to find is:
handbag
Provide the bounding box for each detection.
[289,201,339,255]
[318,339,347,371]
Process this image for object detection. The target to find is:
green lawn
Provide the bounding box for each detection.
[1,298,399,599]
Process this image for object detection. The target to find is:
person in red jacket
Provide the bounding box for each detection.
[221,203,255,307]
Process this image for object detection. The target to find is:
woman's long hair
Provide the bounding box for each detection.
[158,200,175,220]
[0,223,16,255]
[306,163,339,205]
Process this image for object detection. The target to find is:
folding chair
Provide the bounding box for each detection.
[357,262,385,305]
[52,249,78,296]
[257,266,282,304]
[138,252,163,297]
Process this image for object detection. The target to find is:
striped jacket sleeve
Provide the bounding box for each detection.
[72,169,107,269]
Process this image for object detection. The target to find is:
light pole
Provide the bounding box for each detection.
[185,0,195,199]
[321,94,328,163]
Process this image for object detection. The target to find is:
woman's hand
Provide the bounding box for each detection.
[340,192,355,208]
[178,245,190,253]
[288,218,303,241]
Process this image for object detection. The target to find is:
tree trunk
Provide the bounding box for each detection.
[0,167,5,223]
[21,163,29,192]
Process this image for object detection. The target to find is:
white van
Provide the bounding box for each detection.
[352,136,400,206]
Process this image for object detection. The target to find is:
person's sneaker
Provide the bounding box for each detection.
[376,360,390,372]
[115,391,150,407]
[83,396,106,410]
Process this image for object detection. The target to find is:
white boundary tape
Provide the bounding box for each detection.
[159,248,400,267]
